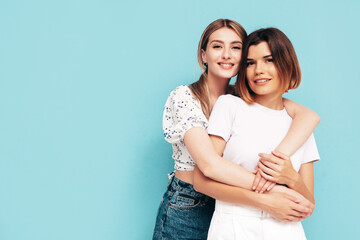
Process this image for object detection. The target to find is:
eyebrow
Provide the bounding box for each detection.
[210,40,243,44]
[247,54,272,60]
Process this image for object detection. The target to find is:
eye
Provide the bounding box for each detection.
[232,46,242,50]
[265,58,274,63]
[246,61,254,66]
[212,45,222,49]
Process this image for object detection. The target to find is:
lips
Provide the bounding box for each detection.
[218,62,234,70]
[254,78,271,83]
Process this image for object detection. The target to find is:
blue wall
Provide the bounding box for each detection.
[0,0,359,239]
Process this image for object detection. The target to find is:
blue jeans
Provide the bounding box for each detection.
[152,175,215,240]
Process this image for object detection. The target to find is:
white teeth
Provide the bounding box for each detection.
[220,63,232,66]
[255,79,269,83]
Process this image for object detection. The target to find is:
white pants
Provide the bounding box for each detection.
[207,201,306,240]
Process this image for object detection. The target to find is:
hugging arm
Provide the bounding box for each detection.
[185,95,318,201]
[277,98,320,156]
[192,134,314,222]
[254,99,319,203]
[193,166,314,222]
[184,127,255,189]
[252,99,320,193]
[258,153,315,203]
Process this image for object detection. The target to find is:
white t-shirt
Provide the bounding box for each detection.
[207,94,320,172]
[163,85,208,171]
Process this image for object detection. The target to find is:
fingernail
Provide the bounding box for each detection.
[252,186,255,190]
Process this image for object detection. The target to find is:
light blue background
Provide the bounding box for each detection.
[0,0,359,239]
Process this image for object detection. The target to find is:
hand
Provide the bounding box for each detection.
[264,185,314,222]
[252,167,276,193]
[263,192,309,222]
[257,151,298,187]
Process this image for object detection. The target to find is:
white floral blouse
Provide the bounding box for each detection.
[163,85,208,171]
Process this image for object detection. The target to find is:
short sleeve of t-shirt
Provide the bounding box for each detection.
[207,95,239,142]
[163,85,208,144]
[301,133,320,164]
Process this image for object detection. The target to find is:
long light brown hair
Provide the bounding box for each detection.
[236,28,301,104]
[189,19,247,118]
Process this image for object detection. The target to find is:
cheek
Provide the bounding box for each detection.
[236,52,242,63]
[246,68,252,79]
[206,50,221,62]
[269,65,278,75]
[246,79,255,91]
[233,54,241,66]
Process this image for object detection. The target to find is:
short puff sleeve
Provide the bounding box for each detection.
[163,86,208,143]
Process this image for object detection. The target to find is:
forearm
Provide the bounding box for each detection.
[288,163,315,204]
[185,127,255,189]
[287,174,315,204]
[279,98,320,156]
[194,167,314,221]
[257,152,315,204]
[193,166,265,209]
[200,155,255,189]
[270,163,315,204]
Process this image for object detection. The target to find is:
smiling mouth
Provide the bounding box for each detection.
[218,63,234,69]
[254,79,271,83]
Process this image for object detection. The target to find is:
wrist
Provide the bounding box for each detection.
[269,184,286,193]
[255,193,270,211]
[287,171,300,189]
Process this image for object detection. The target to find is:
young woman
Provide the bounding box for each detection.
[194,28,319,239]
[153,20,320,240]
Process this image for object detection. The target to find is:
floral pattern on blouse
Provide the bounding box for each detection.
[163,85,208,171]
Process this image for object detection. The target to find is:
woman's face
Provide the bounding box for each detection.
[202,27,243,80]
[246,41,281,99]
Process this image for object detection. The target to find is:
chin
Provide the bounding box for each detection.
[219,72,237,79]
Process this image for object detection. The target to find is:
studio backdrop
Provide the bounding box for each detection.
[0,0,359,239]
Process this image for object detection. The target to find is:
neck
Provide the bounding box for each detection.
[254,94,284,110]
[206,74,230,107]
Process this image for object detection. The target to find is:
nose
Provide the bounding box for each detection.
[222,47,230,59]
[255,62,264,75]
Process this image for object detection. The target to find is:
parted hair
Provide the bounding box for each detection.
[189,19,247,118]
[236,28,301,103]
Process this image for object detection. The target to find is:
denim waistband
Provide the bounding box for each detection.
[168,174,208,198]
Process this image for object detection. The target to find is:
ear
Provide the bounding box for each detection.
[201,49,207,64]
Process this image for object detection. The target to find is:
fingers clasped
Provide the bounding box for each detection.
[257,151,297,185]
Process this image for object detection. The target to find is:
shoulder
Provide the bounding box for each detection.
[168,85,194,100]
[164,85,202,113]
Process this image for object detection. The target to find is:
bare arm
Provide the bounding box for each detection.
[257,152,315,203]
[193,166,314,222]
[253,99,320,193]
[278,98,320,156]
[296,162,315,203]
[184,127,255,189]
[186,99,319,193]
[191,128,315,205]
[252,99,320,192]
[254,99,318,202]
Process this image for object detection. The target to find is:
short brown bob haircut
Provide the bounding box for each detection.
[236,28,301,103]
